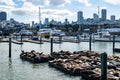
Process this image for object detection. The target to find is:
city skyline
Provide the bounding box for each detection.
[0,0,120,23]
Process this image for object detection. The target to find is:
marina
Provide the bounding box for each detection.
[0,0,120,79]
[0,38,120,80]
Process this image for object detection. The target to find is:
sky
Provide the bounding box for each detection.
[0,0,120,24]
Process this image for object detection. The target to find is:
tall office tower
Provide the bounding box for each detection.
[77,11,84,24]
[101,9,107,21]
[32,21,34,27]
[0,11,7,21]
[64,18,69,25]
[45,18,49,26]
[110,15,115,21]
[93,13,99,23]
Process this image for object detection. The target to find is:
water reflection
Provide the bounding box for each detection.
[0,42,120,80]
[8,58,14,80]
[20,45,23,51]
[58,43,61,50]
[113,51,116,56]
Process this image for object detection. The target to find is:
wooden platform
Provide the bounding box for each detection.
[113,48,120,52]
[25,40,43,44]
[12,40,23,44]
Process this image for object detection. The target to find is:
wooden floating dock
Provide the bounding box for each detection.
[49,50,120,80]
[12,40,23,44]
[42,39,62,44]
[113,48,120,52]
[0,39,9,42]
[20,50,53,63]
[19,50,120,80]
[25,40,43,44]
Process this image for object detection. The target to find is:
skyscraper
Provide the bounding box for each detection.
[101,9,107,21]
[64,18,69,25]
[77,11,84,24]
[110,15,115,21]
[45,18,49,26]
[0,11,7,21]
[93,13,98,23]
[32,21,34,27]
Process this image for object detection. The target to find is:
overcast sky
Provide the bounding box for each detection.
[0,0,120,24]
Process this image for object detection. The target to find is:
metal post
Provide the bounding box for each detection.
[89,34,92,51]
[16,35,17,40]
[113,35,115,50]
[21,34,22,43]
[77,34,80,43]
[59,36,62,43]
[101,52,107,80]
[9,37,12,58]
[40,36,42,43]
[50,38,53,56]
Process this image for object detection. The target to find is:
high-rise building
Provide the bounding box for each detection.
[77,11,84,24]
[101,9,107,21]
[32,21,34,27]
[110,15,115,21]
[93,13,98,23]
[45,18,49,26]
[64,18,69,25]
[0,11,7,21]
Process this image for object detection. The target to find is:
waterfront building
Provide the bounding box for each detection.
[64,18,69,25]
[50,19,58,25]
[32,21,35,27]
[111,15,115,22]
[93,13,99,23]
[77,11,84,24]
[10,18,15,23]
[101,9,107,21]
[0,11,7,21]
[45,18,49,26]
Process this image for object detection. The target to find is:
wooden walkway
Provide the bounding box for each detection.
[12,40,23,44]
[25,40,43,44]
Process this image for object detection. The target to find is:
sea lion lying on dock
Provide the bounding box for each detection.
[20,50,53,63]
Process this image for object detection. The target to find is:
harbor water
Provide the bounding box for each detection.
[0,41,120,80]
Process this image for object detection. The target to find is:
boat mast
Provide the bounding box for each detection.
[98,6,100,30]
[39,6,41,24]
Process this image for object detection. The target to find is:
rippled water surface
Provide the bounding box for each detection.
[0,42,120,80]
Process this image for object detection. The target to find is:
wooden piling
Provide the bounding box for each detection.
[50,38,53,56]
[16,34,17,40]
[59,36,62,43]
[89,34,92,51]
[40,36,42,43]
[101,52,107,80]
[77,34,80,43]
[21,34,22,43]
[113,35,115,50]
[9,37,12,58]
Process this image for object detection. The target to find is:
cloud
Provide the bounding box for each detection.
[11,2,38,17]
[100,6,107,9]
[0,0,15,6]
[8,1,73,23]
[104,0,120,5]
[41,9,74,22]
[43,9,73,17]
[12,10,28,15]
[49,0,71,6]
[24,0,49,5]
[24,0,71,6]
[77,0,91,6]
